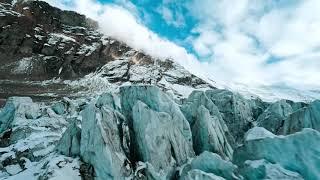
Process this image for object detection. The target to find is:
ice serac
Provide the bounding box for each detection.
[205,89,254,143]
[256,100,293,134]
[234,128,320,179]
[0,97,40,134]
[240,159,303,180]
[180,169,226,180]
[55,119,81,157]
[80,101,131,180]
[181,91,234,159]
[120,85,193,141]
[132,101,194,178]
[120,85,193,159]
[283,100,320,134]
[249,98,270,120]
[180,151,240,180]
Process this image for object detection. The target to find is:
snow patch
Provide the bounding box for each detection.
[245,127,276,141]
[76,42,100,56]
[48,33,76,45]
[12,57,33,74]
[5,164,22,175]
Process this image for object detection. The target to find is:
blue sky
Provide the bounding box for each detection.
[47,0,320,90]
[98,0,198,57]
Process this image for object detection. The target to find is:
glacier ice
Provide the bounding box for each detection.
[256,100,293,134]
[283,100,320,134]
[234,128,320,180]
[181,91,234,159]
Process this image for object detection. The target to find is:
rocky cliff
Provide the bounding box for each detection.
[1,1,320,180]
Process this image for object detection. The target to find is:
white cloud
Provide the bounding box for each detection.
[156,3,185,27]
[187,0,320,90]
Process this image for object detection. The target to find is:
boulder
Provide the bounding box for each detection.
[132,101,194,178]
[283,100,320,134]
[205,89,254,143]
[55,119,81,157]
[234,127,320,180]
[256,100,293,134]
[80,103,131,180]
[240,159,303,180]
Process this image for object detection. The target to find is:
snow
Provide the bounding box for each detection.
[245,127,276,141]
[58,67,63,74]
[44,155,81,180]
[12,57,33,74]
[0,150,15,162]
[34,27,42,32]
[5,164,22,175]
[219,82,320,102]
[163,66,189,79]
[0,3,22,17]
[76,43,100,56]
[101,36,110,45]
[34,34,44,40]
[33,145,56,157]
[3,154,81,180]
[48,33,76,45]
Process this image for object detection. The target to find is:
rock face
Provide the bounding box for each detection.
[256,100,293,134]
[181,91,234,159]
[234,127,320,180]
[80,102,131,180]
[205,89,254,143]
[283,100,320,134]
